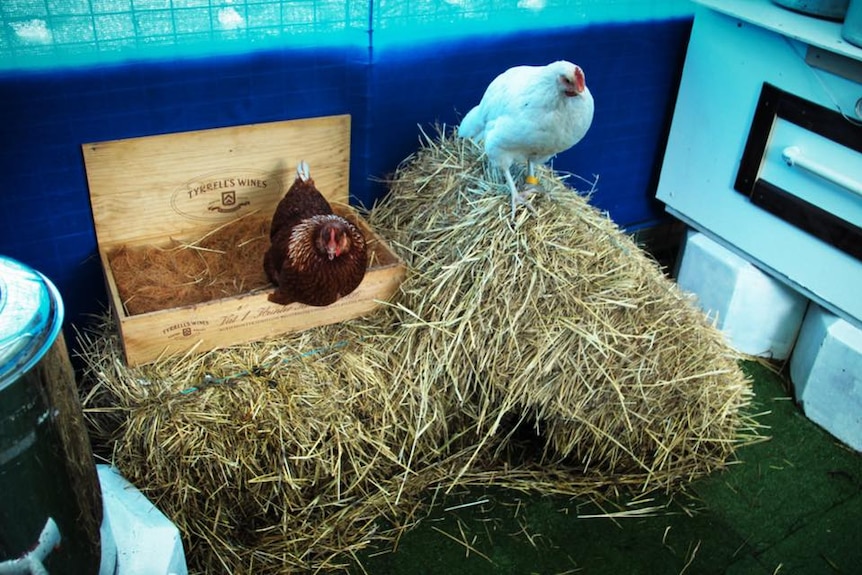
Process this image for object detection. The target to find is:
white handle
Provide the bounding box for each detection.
[782,146,862,198]
[0,517,60,574]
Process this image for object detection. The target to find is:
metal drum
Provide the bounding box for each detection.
[0,256,102,574]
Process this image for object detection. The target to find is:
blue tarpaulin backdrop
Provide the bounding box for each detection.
[0,1,692,343]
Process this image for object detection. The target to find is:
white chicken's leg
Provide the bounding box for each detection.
[526,161,539,187]
[502,168,538,218]
[524,161,548,199]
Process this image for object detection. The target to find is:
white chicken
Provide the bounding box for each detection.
[458,60,594,217]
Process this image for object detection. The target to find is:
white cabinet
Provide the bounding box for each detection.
[656,0,862,327]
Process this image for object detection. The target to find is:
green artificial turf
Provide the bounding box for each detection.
[352,361,862,574]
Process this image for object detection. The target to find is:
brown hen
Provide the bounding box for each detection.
[264,161,367,306]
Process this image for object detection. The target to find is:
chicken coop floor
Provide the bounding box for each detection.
[353,361,862,575]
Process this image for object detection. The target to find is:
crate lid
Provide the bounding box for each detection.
[82,115,351,248]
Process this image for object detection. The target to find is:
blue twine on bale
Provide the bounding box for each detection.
[178,338,353,395]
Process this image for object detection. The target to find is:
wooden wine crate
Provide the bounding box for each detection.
[83,115,404,366]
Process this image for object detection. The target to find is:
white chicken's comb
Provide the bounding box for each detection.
[296,160,311,182]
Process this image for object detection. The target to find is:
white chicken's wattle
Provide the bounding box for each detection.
[457,60,595,217]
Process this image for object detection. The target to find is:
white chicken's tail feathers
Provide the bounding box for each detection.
[296,160,311,182]
[457,106,484,140]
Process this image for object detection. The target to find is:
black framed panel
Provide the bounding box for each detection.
[734,82,862,262]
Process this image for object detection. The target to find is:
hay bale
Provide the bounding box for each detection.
[77,126,758,575]
[78,317,463,573]
[367,127,756,486]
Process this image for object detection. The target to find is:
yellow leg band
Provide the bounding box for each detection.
[525,175,539,185]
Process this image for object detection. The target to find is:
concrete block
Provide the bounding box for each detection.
[97,465,188,575]
[676,230,808,359]
[790,304,862,452]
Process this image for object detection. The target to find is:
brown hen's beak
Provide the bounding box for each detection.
[327,228,339,260]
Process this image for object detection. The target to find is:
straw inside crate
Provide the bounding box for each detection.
[107,205,393,316]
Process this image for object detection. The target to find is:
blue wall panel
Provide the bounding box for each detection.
[0,47,366,333]
[0,17,691,347]
[365,19,691,223]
